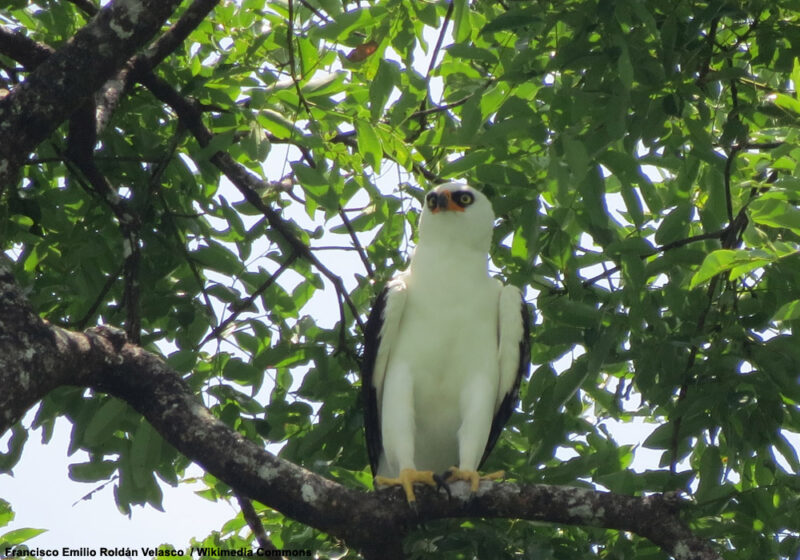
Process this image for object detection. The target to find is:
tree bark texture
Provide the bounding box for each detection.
[0,0,183,189]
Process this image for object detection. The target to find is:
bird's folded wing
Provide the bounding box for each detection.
[497,284,529,411]
[361,277,408,475]
[479,284,531,467]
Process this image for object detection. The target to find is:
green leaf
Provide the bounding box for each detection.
[296,36,319,77]
[311,8,382,41]
[551,362,588,411]
[774,300,800,321]
[0,500,13,527]
[302,71,347,98]
[440,150,490,178]
[619,182,645,228]
[748,196,800,234]
[0,527,48,547]
[562,135,590,182]
[655,202,691,245]
[197,130,235,160]
[771,92,800,116]
[510,226,528,260]
[191,242,242,276]
[69,460,118,482]
[690,249,772,289]
[606,237,654,256]
[446,43,498,65]
[480,8,541,35]
[223,357,264,387]
[369,59,398,122]
[83,398,128,447]
[292,163,339,210]
[451,0,471,42]
[243,121,271,161]
[257,109,298,139]
[642,422,674,450]
[355,120,383,172]
[540,299,601,328]
[617,43,634,89]
[0,424,27,474]
[578,167,610,235]
[696,446,723,502]
[131,421,161,469]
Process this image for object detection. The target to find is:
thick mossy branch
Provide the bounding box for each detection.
[0,0,183,189]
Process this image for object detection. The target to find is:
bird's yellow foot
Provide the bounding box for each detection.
[375,468,438,503]
[442,467,505,493]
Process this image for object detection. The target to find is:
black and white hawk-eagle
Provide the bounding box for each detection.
[362,182,531,503]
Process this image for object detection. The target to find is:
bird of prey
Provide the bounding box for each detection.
[361,182,531,503]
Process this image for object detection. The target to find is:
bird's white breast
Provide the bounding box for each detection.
[382,243,501,473]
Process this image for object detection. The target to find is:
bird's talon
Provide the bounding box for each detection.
[483,469,505,481]
[375,468,437,504]
[441,467,505,494]
[433,472,452,499]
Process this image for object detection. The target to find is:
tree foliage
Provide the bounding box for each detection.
[2,0,800,558]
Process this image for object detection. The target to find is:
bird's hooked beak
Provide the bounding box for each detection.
[431,190,464,214]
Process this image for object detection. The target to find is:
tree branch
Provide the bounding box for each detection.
[0,25,55,66]
[0,258,722,560]
[0,0,184,191]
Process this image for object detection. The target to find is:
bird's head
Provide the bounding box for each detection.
[418,182,495,252]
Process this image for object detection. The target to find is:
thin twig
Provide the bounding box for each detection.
[310,245,361,251]
[297,0,331,23]
[426,0,454,80]
[286,0,313,117]
[71,475,120,506]
[695,16,720,86]
[581,228,728,289]
[72,264,125,330]
[410,0,455,142]
[235,493,285,557]
[338,207,374,278]
[669,273,719,475]
[409,93,475,118]
[200,253,299,347]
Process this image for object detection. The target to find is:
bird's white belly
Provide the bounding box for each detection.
[383,280,500,473]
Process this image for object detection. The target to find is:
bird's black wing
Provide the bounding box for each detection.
[361,286,388,476]
[479,298,531,468]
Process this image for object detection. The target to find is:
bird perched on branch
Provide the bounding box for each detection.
[362,182,531,503]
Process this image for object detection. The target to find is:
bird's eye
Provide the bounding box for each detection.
[456,192,475,206]
[426,193,437,209]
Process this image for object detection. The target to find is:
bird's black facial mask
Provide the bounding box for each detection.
[427,190,476,213]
